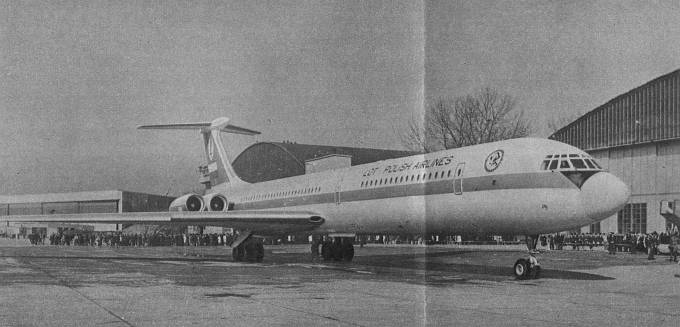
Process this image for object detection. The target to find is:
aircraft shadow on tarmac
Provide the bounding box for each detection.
[1,249,615,281]
[352,250,615,281]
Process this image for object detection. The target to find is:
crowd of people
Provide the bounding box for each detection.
[541,233,606,250]
[605,231,680,261]
[10,230,680,262]
[25,232,237,247]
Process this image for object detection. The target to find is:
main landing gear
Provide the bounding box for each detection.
[231,232,264,262]
[318,236,355,262]
[513,234,541,280]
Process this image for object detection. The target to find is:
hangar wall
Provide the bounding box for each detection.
[0,190,175,235]
[551,69,680,234]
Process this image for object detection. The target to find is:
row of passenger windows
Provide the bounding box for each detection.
[360,170,454,188]
[243,186,322,202]
[540,154,602,171]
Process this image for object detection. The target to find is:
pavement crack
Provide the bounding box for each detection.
[25,263,136,327]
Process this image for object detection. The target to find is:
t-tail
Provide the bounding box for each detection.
[138,117,259,188]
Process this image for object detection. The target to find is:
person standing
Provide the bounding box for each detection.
[670,232,679,262]
[607,232,615,255]
[645,233,657,260]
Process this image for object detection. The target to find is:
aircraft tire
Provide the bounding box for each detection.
[513,259,529,279]
[332,243,343,261]
[244,238,258,262]
[321,241,333,261]
[342,243,354,262]
[256,241,264,262]
[232,245,245,262]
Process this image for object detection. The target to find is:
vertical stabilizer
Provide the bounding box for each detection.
[138,117,260,188]
[205,117,249,187]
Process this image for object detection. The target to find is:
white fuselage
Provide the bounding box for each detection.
[210,138,630,236]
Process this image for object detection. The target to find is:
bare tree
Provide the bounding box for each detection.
[402,87,532,152]
[546,111,582,136]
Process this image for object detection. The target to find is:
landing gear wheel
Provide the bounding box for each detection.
[255,241,264,262]
[332,241,344,261]
[514,259,529,280]
[321,241,333,261]
[232,245,245,262]
[342,243,354,262]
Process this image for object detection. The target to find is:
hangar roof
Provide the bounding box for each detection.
[232,142,417,183]
[0,190,124,204]
[550,69,680,151]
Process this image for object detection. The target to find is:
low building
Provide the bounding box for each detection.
[0,190,175,236]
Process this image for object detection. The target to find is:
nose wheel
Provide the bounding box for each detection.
[514,234,541,279]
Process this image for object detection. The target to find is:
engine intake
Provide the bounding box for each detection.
[204,193,229,211]
[169,194,205,212]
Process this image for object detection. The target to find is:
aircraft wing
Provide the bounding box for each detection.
[0,210,325,234]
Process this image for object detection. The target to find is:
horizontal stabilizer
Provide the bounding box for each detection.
[138,121,260,135]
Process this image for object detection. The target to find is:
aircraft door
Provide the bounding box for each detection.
[334,173,344,205]
[453,163,465,195]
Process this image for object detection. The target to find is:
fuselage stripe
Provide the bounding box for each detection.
[232,171,575,211]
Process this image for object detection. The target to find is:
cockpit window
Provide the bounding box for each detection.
[570,159,587,169]
[541,153,603,172]
[583,159,595,169]
[540,153,604,188]
[541,160,550,170]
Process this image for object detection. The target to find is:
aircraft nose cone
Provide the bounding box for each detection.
[580,172,630,221]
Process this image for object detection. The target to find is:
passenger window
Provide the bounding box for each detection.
[584,159,594,169]
[428,173,432,180]
[416,175,420,181]
[560,160,571,169]
[448,170,452,177]
[549,160,558,170]
[400,176,404,183]
[434,172,438,179]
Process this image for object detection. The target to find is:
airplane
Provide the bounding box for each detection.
[0,117,630,279]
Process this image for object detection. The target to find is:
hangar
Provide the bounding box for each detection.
[550,69,680,234]
[0,190,175,237]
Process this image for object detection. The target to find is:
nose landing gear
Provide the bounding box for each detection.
[514,234,541,280]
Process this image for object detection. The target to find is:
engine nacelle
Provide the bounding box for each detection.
[169,194,205,212]
[203,193,229,211]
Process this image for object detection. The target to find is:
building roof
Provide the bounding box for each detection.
[232,142,418,183]
[550,69,680,151]
[0,190,124,204]
[260,142,417,166]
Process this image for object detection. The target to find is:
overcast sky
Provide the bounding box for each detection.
[2,1,680,196]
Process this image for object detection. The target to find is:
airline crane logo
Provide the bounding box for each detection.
[484,150,504,172]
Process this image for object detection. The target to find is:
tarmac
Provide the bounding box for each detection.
[1,239,679,326]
